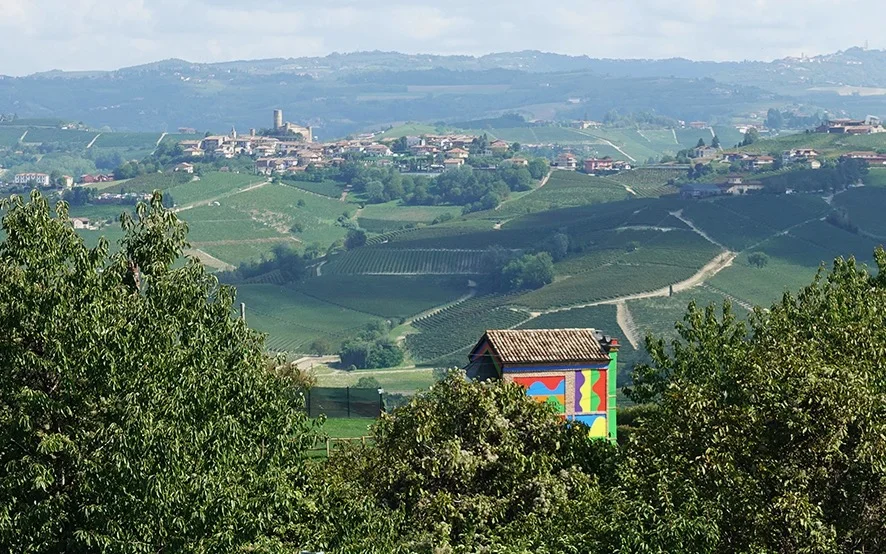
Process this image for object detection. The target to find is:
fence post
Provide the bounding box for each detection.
[326,439,331,458]
[346,386,351,418]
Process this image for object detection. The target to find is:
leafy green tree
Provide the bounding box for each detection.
[527,158,549,180]
[345,229,367,250]
[766,108,784,130]
[354,376,382,389]
[711,135,720,148]
[747,251,769,268]
[316,372,620,552]
[0,192,318,551]
[625,251,886,553]
[741,127,760,146]
[309,338,333,356]
[696,138,706,148]
[502,252,554,291]
[366,180,386,203]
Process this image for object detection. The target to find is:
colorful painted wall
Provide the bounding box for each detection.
[513,375,566,414]
[504,351,618,442]
[573,369,608,438]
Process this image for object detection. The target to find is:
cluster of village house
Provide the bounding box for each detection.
[681,148,886,198]
[6,115,885,190]
[171,109,531,176]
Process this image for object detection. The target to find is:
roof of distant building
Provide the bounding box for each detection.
[476,328,611,365]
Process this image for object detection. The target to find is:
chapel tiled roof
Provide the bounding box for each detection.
[482,328,610,365]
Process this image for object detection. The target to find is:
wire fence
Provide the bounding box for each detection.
[305,387,384,419]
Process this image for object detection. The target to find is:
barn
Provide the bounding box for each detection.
[466,328,619,441]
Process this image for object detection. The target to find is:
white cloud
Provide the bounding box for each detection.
[0,0,880,75]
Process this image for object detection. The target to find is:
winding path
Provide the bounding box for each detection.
[574,130,637,162]
[494,169,553,212]
[86,133,101,149]
[184,248,236,271]
[616,301,640,349]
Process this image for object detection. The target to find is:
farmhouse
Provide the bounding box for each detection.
[816,116,885,134]
[680,183,723,199]
[465,328,619,441]
[173,162,195,174]
[445,147,470,159]
[14,173,51,187]
[584,157,613,172]
[843,151,886,165]
[555,152,578,170]
[490,140,511,153]
[443,158,465,170]
[721,175,763,195]
[693,145,719,159]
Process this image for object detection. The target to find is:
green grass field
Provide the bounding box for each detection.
[834,187,886,237]
[314,367,436,393]
[706,254,820,307]
[490,171,632,218]
[283,179,346,198]
[627,287,751,346]
[406,294,530,364]
[0,127,24,147]
[358,202,462,224]
[865,168,886,187]
[733,132,886,158]
[22,128,98,147]
[298,275,470,319]
[220,183,349,249]
[92,132,162,149]
[608,168,683,198]
[236,284,380,353]
[173,173,261,206]
[321,417,376,439]
[323,248,486,275]
[514,264,697,310]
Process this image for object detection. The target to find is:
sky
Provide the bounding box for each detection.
[0,0,880,76]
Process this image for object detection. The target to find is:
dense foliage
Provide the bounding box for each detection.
[311,373,621,552]
[6,191,886,553]
[626,254,886,552]
[761,158,869,193]
[0,192,319,551]
[339,321,406,369]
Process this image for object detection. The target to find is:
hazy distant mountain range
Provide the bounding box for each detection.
[2,48,884,137]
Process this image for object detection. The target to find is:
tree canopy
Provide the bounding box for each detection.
[0,192,318,551]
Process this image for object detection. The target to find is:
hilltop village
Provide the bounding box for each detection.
[173,109,529,176]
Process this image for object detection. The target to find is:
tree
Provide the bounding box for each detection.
[502,252,554,291]
[766,108,784,130]
[625,250,886,552]
[309,338,333,356]
[741,127,760,146]
[345,229,367,250]
[366,181,385,203]
[527,158,549,180]
[354,376,382,389]
[0,192,318,550]
[711,135,721,149]
[392,136,409,153]
[747,251,769,268]
[696,138,706,148]
[316,372,619,551]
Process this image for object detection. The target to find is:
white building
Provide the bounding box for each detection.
[14,173,51,187]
